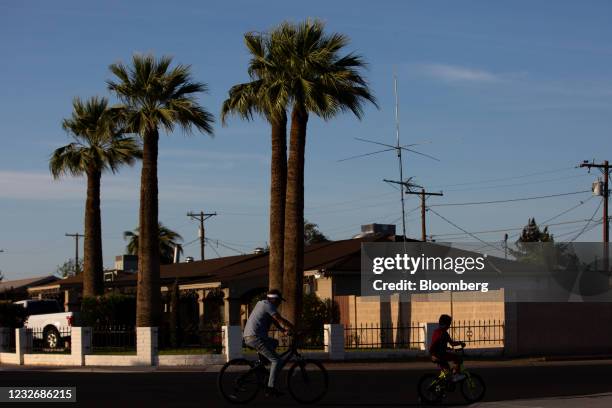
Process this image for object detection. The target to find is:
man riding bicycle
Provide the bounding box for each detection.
[429,314,466,382]
[243,289,294,397]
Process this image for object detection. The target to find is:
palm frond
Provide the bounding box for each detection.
[107,54,215,138]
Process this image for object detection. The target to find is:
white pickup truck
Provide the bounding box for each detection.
[14,299,74,349]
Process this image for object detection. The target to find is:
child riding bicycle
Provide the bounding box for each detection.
[429,314,466,382]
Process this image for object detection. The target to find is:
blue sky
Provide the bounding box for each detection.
[1,1,612,280]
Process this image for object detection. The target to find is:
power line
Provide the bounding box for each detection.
[427,166,578,189]
[429,190,590,207]
[540,196,593,225]
[427,208,502,252]
[442,174,590,193]
[431,197,595,239]
[431,218,600,238]
[555,221,601,240]
[568,199,603,242]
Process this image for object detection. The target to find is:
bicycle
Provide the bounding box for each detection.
[217,333,328,404]
[417,345,486,404]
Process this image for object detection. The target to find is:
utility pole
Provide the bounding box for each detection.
[579,160,610,271]
[404,188,443,242]
[65,233,84,274]
[383,179,443,241]
[187,211,217,261]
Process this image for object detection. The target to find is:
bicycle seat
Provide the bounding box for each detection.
[430,355,450,369]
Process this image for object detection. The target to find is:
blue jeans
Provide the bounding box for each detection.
[244,336,281,388]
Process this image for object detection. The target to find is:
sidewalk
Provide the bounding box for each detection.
[473,392,612,407]
[2,357,612,372]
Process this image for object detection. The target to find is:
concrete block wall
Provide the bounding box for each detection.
[84,355,141,366]
[71,327,91,366]
[137,327,158,365]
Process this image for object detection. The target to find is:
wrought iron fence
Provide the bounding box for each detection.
[344,323,425,350]
[158,326,223,353]
[242,327,326,353]
[272,327,325,350]
[0,329,16,353]
[26,327,72,353]
[343,321,504,350]
[449,319,504,347]
[91,325,136,354]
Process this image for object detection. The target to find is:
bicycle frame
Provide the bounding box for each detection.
[433,347,477,389]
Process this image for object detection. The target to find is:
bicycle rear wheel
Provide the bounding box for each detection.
[417,374,445,405]
[287,359,328,404]
[461,372,486,402]
[218,358,262,404]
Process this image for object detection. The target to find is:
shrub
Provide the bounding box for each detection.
[302,293,339,336]
[0,301,26,327]
[80,294,136,327]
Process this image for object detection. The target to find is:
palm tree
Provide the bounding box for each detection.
[124,222,184,265]
[267,20,377,324]
[50,96,141,297]
[221,32,289,294]
[107,54,214,327]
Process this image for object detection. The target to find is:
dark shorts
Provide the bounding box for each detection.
[431,352,461,369]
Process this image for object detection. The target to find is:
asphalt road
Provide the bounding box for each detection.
[1,361,612,407]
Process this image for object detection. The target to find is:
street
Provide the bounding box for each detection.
[1,360,612,407]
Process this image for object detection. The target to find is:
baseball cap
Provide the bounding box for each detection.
[267,289,286,301]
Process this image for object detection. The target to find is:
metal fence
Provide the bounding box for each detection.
[26,327,72,354]
[158,326,223,353]
[242,327,326,353]
[272,327,325,350]
[0,329,16,353]
[449,319,504,347]
[342,320,505,350]
[344,323,425,350]
[91,325,136,354]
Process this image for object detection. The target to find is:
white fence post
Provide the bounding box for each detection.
[71,327,91,366]
[15,328,29,365]
[324,324,345,360]
[137,327,158,366]
[418,323,427,351]
[222,325,242,362]
[424,322,438,352]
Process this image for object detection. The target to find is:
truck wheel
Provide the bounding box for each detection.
[44,327,61,349]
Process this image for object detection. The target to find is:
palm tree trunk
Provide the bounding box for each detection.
[283,106,308,325]
[83,168,103,297]
[137,128,161,327]
[269,111,287,292]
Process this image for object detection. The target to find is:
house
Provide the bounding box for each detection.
[27,232,504,329]
[0,275,59,301]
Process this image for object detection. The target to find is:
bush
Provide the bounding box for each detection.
[80,294,136,327]
[300,293,340,347]
[0,301,26,327]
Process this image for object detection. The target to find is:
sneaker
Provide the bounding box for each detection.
[451,373,466,382]
[264,387,284,397]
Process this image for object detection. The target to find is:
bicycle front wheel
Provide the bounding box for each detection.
[417,374,445,405]
[461,372,486,402]
[218,358,262,404]
[287,359,328,404]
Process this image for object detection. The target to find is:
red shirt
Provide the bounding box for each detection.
[429,327,451,356]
